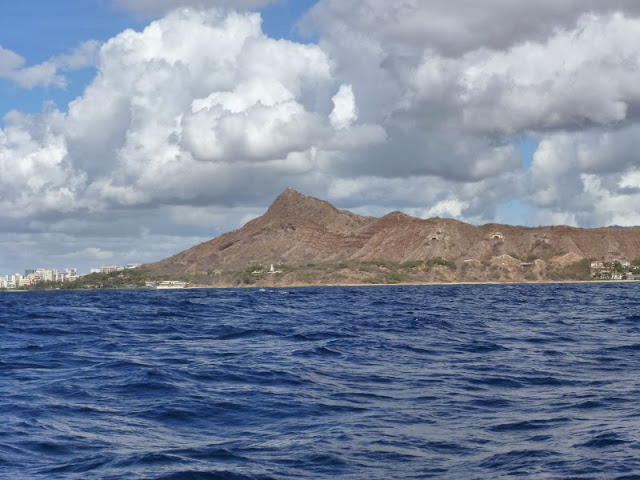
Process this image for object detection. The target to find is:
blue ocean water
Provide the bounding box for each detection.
[1,283,640,479]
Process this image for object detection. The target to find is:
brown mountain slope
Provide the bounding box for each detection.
[150,188,376,274]
[148,189,640,281]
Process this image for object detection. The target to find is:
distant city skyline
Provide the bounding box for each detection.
[0,263,146,289]
[3,1,640,274]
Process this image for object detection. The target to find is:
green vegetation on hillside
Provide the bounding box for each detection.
[547,259,593,281]
[12,253,640,291]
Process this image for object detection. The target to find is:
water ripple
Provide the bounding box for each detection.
[2,283,640,478]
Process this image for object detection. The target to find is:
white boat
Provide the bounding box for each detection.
[156,281,188,289]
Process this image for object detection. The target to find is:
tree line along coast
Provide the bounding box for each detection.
[3,258,640,291]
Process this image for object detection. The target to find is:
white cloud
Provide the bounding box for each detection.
[0,110,85,216]
[303,0,640,55]
[54,40,101,70]
[12,62,66,89]
[400,13,640,136]
[582,174,640,226]
[619,171,640,190]
[0,45,25,76]
[304,2,640,139]
[527,124,640,226]
[1,8,384,219]
[296,2,640,227]
[329,84,357,129]
[325,172,519,224]
[422,199,468,219]
[0,40,100,89]
[78,247,115,261]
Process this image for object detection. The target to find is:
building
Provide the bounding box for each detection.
[61,268,79,282]
[42,269,56,282]
[1,267,81,288]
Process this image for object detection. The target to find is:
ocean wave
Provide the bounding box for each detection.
[2,283,640,478]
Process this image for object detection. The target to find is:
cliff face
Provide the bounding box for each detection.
[148,188,640,280]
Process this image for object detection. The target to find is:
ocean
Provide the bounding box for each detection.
[2,283,640,479]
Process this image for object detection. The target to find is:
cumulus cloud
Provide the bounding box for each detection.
[296,1,640,226]
[0,110,85,216]
[11,62,65,89]
[1,8,384,220]
[0,45,63,88]
[0,46,24,77]
[527,124,640,226]
[0,40,100,89]
[53,40,101,70]
[400,13,640,136]
[329,84,357,129]
[423,199,468,219]
[302,0,640,55]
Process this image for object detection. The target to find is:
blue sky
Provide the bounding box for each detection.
[0,1,136,115]
[260,0,317,41]
[2,0,640,274]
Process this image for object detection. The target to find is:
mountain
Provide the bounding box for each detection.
[148,188,640,284]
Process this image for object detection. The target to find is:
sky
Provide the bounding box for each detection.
[2,0,640,275]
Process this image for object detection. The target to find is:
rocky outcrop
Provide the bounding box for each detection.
[148,189,640,281]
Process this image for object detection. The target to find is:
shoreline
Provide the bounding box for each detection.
[229,279,638,289]
[159,278,640,290]
[2,279,637,294]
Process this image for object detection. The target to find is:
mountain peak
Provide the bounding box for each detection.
[265,188,337,220]
[276,187,307,202]
[148,188,640,283]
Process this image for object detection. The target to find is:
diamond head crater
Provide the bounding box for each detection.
[30,188,640,289]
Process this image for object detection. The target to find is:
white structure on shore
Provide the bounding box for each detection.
[156,281,187,289]
[269,264,282,274]
[89,264,141,275]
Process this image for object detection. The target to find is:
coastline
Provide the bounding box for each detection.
[3,278,636,294]
[185,278,636,290]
